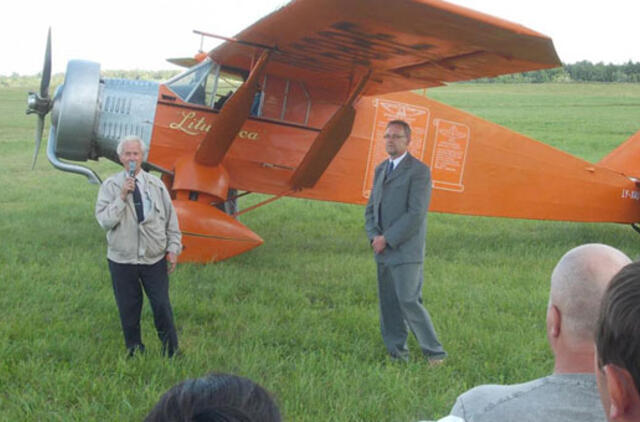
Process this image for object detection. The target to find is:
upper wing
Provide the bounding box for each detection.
[209,0,561,96]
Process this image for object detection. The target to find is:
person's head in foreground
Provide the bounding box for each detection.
[547,243,631,373]
[595,260,640,421]
[145,373,281,422]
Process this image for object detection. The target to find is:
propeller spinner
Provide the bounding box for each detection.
[26,28,52,169]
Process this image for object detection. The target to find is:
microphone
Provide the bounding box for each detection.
[128,161,136,178]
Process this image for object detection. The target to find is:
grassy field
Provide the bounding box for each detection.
[1,83,640,421]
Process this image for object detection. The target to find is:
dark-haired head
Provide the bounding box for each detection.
[596,261,640,392]
[595,260,640,421]
[145,373,281,422]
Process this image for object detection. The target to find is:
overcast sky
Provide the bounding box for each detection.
[4,0,639,76]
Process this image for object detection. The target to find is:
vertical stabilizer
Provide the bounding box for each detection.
[597,130,640,179]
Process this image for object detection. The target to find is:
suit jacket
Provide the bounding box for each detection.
[364,153,431,265]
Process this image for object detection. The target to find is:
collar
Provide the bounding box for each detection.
[389,151,408,168]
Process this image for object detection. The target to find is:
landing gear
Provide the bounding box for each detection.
[215,188,238,216]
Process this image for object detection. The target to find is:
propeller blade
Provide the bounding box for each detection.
[32,116,45,169]
[40,27,52,98]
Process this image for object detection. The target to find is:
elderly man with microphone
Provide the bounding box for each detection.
[96,135,182,358]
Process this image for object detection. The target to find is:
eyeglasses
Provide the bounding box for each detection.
[383,134,406,140]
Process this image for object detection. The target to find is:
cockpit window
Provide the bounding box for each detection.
[166,59,217,105]
[213,70,245,110]
[164,59,315,126]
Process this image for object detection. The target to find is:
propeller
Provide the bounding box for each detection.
[26,27,53,169]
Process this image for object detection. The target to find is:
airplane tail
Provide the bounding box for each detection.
[597,130,640,179]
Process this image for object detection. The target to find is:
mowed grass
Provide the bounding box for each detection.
[1,83,640,421]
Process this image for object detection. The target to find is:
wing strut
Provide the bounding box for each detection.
[234,189,296,217]
[290,71,370,189]
[195,50,271,166]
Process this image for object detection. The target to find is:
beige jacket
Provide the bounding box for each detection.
[95,170,182,264]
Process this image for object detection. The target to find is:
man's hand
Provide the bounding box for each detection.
[120,176,135,200]
[372,235,387,254]
[167,252,178,274]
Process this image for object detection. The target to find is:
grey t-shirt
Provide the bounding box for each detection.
[449,373,604,422]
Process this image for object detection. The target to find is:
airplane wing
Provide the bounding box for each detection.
[209,0,561,95]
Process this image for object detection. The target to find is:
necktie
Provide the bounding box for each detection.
[386,160,394,179]
[133,181,144,223]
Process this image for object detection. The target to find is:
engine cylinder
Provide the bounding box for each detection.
[95,78,160,163]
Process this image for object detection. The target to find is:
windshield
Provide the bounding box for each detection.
[166,59,217,105]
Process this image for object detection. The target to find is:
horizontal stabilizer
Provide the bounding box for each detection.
[597,130,640,179]
[166,57,198,68]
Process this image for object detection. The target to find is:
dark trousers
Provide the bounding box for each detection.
[108,258,178,356]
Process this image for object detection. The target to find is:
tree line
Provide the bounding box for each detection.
[3,61,640,88]
[473,61,640,83]
[0,69,180,88]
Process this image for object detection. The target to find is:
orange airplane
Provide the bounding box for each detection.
[26,0,640,262]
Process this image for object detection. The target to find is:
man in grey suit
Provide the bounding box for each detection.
[365,119,446,363]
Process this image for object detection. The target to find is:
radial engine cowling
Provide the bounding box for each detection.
[51,60,100,161]
[49,60,160,182]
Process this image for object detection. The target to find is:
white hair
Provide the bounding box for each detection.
[116,135,147,157]
[550,243,631,341]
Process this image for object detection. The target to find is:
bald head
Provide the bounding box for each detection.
[550,244,631,342]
